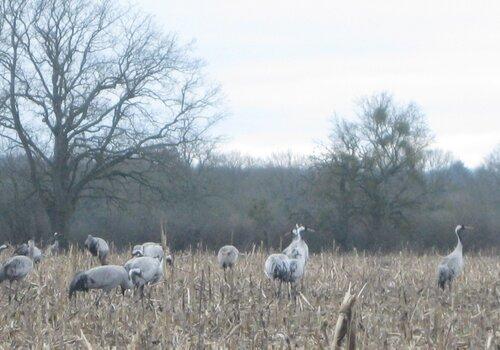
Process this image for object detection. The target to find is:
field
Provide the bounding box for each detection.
[0,247,498,349]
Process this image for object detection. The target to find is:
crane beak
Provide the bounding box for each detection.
[464,226,474,230]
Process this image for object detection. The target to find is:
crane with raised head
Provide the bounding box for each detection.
[282,224,314,263]
[48,232,60,256]
[437,224,473,290]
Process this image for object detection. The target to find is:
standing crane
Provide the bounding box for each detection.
[84,235,110,265]
[0,240,36,301]
[282,224,314,263]
[217,245,239,270]
[124,256,164,299]
[264,246,307,297]
[14,241,43,264]
[48,232,60,256]
[437,224,473,290]
[0,244,8,254]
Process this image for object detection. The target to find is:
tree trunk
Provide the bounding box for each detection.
[46,202,74,249]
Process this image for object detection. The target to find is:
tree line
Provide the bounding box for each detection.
[0,0,498,252]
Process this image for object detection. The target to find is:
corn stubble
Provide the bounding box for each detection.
[0,248,498,349]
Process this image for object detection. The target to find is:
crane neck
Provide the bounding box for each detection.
[28,241,35,259]
[454,230,463,253]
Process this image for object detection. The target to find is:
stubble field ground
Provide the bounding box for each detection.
[0,247,498,349]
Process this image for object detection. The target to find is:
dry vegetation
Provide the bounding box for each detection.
[0,247,498,349]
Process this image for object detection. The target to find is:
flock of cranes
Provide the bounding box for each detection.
[0,224,472,304]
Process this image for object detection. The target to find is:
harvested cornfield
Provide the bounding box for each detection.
[0,247,498,348]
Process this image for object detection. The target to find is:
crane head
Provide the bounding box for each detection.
[285,224,316,237]
[456,224,473,233]
[455,225,473,241]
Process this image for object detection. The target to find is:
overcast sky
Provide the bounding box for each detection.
[138,0,499,167]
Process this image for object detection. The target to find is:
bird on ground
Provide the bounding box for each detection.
[14,240,43,263]
[84,235,109,265]
[47,232,60,256]
[264,247,306,297]
[437,224,473,291]
[0,244,9,254]
[217,245,239,270]
[165,254,173,266]
[124,256,164,298]
[282,224,314,263]
[68,265,137,305]
[0,240,36,301]
[131,242,164,260]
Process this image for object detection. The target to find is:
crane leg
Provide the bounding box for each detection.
[13,281,20,303]
[95,290,105,307]
[8,280,12,304]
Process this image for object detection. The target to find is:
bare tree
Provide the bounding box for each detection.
[0,0,220,240]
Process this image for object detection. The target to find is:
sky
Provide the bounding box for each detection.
[137,0,500,167]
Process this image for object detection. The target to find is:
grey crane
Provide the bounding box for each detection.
[132,242,164,260]
[48,232,60,256]
[84,235,110,265]
[282,224,314,263]
[264,247,306,297]
[217,245,239,270]
[124,256,164,298]
[437,225,473,290]
[69,265,137,305]
[14,241,43,264]
[0,240,36,301]
[0,244,8,254]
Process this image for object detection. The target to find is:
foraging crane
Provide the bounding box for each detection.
[69,265,137,304]
[48,232,60,256]
[132,242,164,260]
[437,225,473,290]
[124,256,164,298]
[217,245,239,270]
[282,224,314,263]
[84,235,109,265]
[264,247,306,296]
[0,240,36,301]
[14,241,43,264]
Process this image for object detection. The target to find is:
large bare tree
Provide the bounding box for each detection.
[0,0,220,240]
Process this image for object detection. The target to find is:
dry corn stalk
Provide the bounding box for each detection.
[160,218,168,251]
[333,283,366,350]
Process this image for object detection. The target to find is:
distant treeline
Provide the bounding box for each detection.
[1,1,497,253]
[0,95,498,252]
